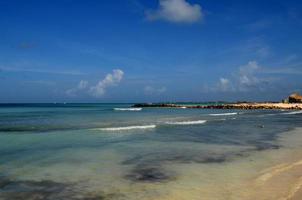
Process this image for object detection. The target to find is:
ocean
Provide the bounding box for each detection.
[0,103,302,200]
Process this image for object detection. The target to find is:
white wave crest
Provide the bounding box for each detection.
[165,120,207,125]
[209,112,238,116]
[95,125,156,131]
[114,108,142,111]
[282,110,302,115]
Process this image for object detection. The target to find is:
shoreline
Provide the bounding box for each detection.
[156,127,302,200]
[133,102,302,110]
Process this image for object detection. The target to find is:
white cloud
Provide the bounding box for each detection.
[66,69,124,98]
[217,78,232,92]
[211,61,272,93]
[65,88,77,97]
[238,61,260,89]
[66,80,89,97]
[78,80,88,89]
[146,0,203,24]
[144,86,167,95]
[89,69,124,97]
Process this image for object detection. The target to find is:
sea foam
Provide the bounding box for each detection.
[209,112,238,116]
[114,108,142,111]
[282,110,302,115]
[95,125,156,131]
[165,120,207,125]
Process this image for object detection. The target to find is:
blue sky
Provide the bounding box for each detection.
[0,0,302,103]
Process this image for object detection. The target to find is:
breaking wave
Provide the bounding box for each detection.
[165,120,207,125]
[94,125,156,131]
[209,112,238,116]
[114,108,142,111]
[281,110,302,115]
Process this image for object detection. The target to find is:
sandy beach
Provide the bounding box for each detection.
[230,103,302,110]
[146,127,302,200]
[239,127,302,200]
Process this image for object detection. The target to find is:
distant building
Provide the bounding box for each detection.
[283,93,302,103]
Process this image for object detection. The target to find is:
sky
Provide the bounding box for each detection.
[0,0,302,103]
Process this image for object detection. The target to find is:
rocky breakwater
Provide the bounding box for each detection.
[229,103,302,110]
[132,103,302,110]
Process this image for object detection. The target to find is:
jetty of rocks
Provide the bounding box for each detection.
[132,103,302,110]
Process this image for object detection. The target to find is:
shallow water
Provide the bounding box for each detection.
[0,103,302,199]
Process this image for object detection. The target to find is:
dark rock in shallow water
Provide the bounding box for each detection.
[125,167,175,183]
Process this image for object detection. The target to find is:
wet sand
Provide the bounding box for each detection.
[246,128,302,200]
[152,127,302,200]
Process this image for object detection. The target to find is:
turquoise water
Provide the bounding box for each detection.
[0,104,302,199]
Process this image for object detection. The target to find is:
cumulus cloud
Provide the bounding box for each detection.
[66,80,89,97]
[211,61,272,93]
[66,69,124,98]
[144,86,167,95]
[217,78,233,92]
[78,80,88,89]
[146,0,203,24]
[238,61,261,89]
[89,69,124,97]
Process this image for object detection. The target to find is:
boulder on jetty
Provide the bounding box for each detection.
[283,93,302,103]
